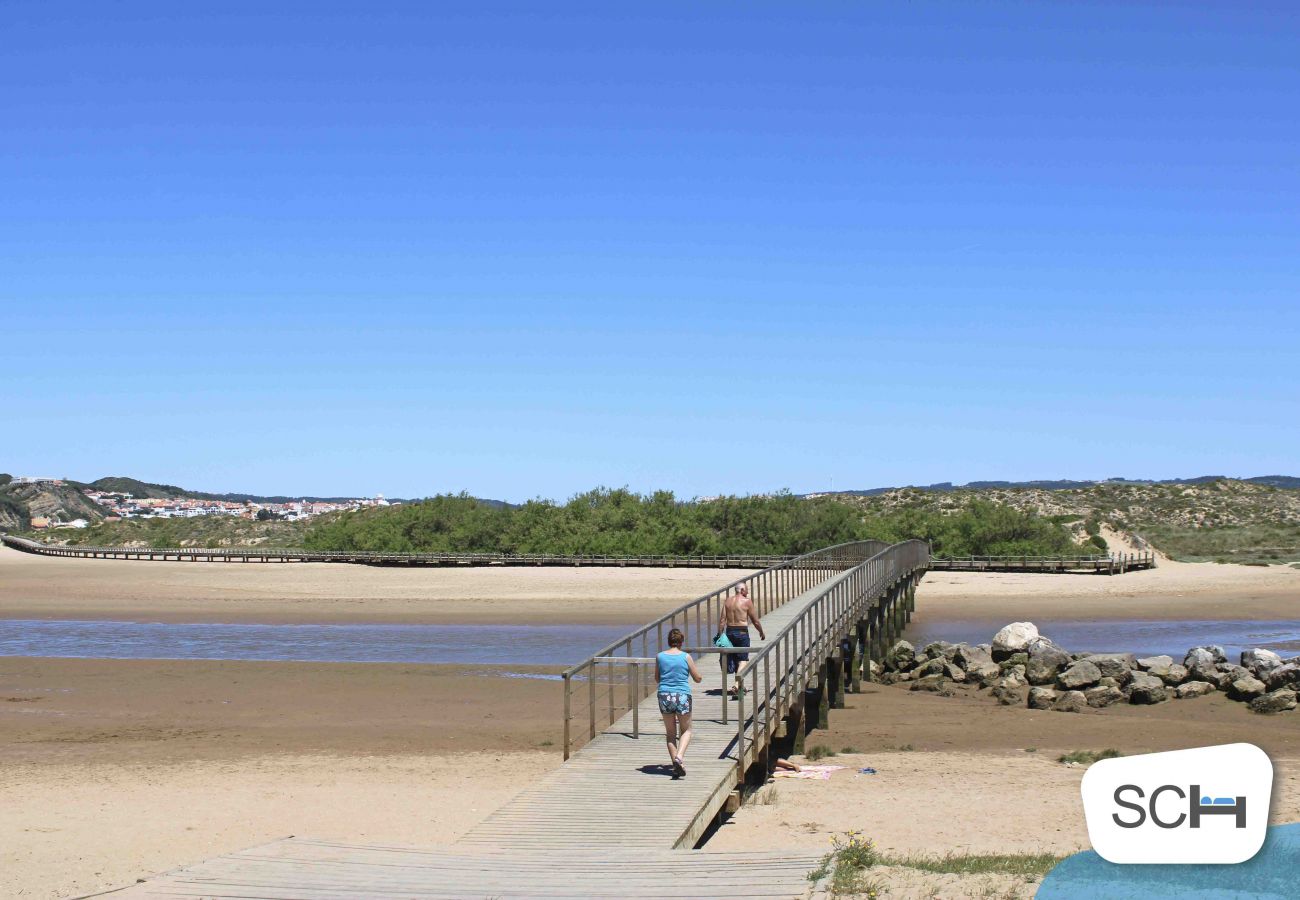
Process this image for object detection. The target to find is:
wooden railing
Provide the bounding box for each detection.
[560,539,902,759]
[724,539,929,779]
[0,534,787,569]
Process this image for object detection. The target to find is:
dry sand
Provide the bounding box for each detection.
[915,555,1299,626]
[3,550,1300,898]
[0,544,756,624]
[3,752,554,900]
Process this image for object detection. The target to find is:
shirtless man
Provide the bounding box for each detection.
[718,584,766,697]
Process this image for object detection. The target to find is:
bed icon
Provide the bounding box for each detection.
[1190,785,1247,828]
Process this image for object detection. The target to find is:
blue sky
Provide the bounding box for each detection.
[4,2,1297,500]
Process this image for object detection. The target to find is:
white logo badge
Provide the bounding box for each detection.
[1080,743,1272,864]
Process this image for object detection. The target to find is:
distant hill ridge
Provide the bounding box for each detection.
[811,475,1300,497]
[80,476,407,505]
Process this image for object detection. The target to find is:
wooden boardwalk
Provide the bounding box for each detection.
[462,566,863,851]
[105,540,930,899]
[0,533,784,569]
[109,838,825,899]
[929,552,1156,574]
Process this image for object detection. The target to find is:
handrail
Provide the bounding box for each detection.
[560,539,891,758]
[561,540,886,680]
[728,539,928,778]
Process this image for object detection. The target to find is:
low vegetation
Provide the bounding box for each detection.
[1057,748,1123,765]
[810,831,1063,897]
[808,832,881,896]
[300,489,1086,557]
[804,744,837,761]
[840,478,1300,564]
[882,850,1062,878]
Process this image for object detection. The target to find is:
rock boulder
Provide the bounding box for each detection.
[1267,664,1300,692]
[992,622,1039,660]
[1027,686,1059,710]
[1057,660,1103,691]
[1127,671,1169,704]
[1053,690,1089,713]
[885,641,916,672]
[1084,653,1138,679]
[1175,681,1216,700]
[1085,685,1125,708]
[1242,649,1284,678]
[1249,689,1297,714]
[1026,647,1072,686]
[1227,676,1267,701]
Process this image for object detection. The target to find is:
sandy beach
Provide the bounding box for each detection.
[3,550,1300,898]
[0,544,756,624]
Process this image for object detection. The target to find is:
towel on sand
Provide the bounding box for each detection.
[773,764,845,780]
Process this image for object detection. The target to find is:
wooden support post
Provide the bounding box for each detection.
[789,694,806,755]
[725,789,742,813]
[849,626,862,692]
[831,645,846,708]
[815,660,830,729]
[858,618,872,683]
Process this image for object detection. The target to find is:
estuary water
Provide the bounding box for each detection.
[905,618,1300,660]
[0,619,633,666]
[4,618,1298,667]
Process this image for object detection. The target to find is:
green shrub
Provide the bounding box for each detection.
[1058,748,1123,765]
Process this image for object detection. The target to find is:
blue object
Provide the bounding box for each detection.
[1037,822,1300,898]
[657,650,691,693]
[858,767,878,775]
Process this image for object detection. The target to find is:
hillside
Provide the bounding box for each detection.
[0,480,109,530]
[82,475,393,504]
[838,479,1300,564]
[31,514,317,550]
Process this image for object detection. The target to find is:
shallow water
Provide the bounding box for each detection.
[906,618,1300,660]
[0,620,633,666]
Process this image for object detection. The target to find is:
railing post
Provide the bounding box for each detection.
[563,672,571,760]
[631,661,640,739]
[588,664,597,740]
[736,686,746,781]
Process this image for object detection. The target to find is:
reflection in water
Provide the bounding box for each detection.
[906,618,1300,659]
[0,620,633,665]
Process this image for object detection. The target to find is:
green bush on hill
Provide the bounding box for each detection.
[301,490,1088,558]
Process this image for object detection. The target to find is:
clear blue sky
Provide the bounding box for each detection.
[4,2,1297,500]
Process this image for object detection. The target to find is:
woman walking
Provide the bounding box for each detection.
[656,627,702,779]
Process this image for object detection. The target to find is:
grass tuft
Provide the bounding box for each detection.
[809,832,1063,896]
[884,850,1064,877]
[1058,748,1123,765]
[805,744,837,761]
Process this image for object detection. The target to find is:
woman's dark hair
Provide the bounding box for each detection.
[667,628,685,648]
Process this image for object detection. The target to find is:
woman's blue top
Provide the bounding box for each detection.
[657,651,691,693]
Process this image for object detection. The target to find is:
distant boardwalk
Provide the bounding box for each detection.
[929,552,1156,574]
[0,534,785,569]
[105,540,930,898]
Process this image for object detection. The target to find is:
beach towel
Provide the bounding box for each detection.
[772,764,846,780]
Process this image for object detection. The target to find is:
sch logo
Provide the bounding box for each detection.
[1113,784,1246,829]
[1081,743,1272,863]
